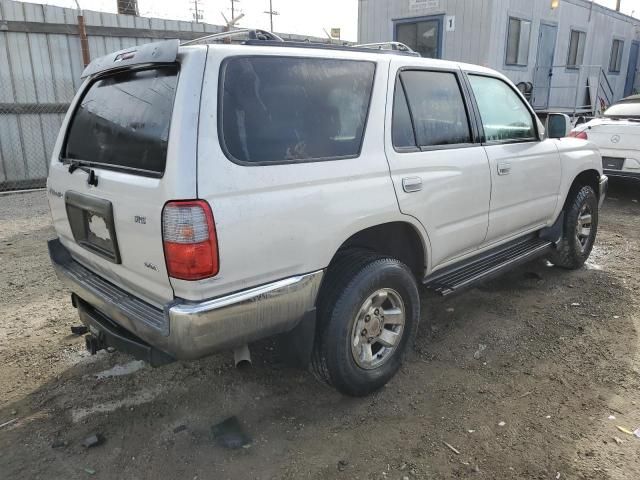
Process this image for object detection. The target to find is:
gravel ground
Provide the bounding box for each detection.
[0,183,639,480]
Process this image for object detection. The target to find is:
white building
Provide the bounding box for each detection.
[358,0,640,115]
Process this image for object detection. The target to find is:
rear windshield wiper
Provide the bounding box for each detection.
[65,160,99,186]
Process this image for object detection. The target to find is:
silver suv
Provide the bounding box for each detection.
[47,31,607,396]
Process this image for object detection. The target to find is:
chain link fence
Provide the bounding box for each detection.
[0,77,69,193]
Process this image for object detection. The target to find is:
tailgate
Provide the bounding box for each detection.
[47,47,206,307]
[587,121,640,154]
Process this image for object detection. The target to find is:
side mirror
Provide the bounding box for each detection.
[547,113,572,139]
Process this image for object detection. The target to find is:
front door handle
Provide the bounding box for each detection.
[497,162,511,175]
[402,177,422,192]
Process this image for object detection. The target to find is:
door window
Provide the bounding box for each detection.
[393,70,471,149]
[395,19,441,58]
[468,75,536,143]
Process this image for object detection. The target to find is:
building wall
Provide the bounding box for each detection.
[358,0,640,112]
[358,0,495,66]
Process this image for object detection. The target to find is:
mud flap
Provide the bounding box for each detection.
[275,308,316,368]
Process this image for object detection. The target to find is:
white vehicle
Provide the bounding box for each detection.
[47,31,607,396]
[570,95,640,181]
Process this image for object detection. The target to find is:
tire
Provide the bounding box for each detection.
[549,185,599,269]
[311,249,420,396]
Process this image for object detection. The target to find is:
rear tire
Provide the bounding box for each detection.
[311,250,420,396]
[549,185,598,269]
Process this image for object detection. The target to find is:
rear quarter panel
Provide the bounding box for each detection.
[181,45,428,301]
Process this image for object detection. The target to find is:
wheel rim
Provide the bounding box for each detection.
[575,204,593,252]
[350,288,405,370]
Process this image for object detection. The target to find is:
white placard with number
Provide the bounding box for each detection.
[446,15,455,32]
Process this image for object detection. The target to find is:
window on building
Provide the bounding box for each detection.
[505,17,531,66]
[220,57,375,164]
[609,39,624,73]
[468,75,536,143]
[393,71,471,148]
[395,18,441,59]
[567,30,586,68]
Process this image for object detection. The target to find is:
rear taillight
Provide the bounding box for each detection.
[568,130,588,140]
[162,200,219,280]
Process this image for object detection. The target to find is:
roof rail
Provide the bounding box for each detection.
[354,42,420,56]
[182,28,284,46]
[182,29,421,57]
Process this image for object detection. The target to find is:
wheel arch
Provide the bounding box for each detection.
[564,169,601,209]
[329,221,428,279]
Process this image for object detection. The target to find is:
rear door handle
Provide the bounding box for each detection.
[402,177,422,192]
[497,162,511,175]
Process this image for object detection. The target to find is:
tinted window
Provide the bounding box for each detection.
[469,75,536,142]
[65,68,178,175]
[505,17,531,66]
[396,19,441,59]
[609,39,624,73]
[567,30,586,68]
[392,80,416,148]
[399,70,471,147]
[220,57,375,164]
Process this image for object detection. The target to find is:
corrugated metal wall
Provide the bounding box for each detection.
[0,0,327,191]
[358,0,640,112]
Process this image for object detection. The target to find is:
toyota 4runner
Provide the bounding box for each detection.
[47,31,608,396]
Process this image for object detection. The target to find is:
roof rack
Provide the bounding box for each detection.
[181,28,284,46]
[354,42,420,56]
[182,29,421,57]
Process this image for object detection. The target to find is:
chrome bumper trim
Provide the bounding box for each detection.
[48,238,324,360]
[599,174,608,209]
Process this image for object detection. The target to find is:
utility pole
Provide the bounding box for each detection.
[615,0,621,12]
[230,0,240,20]
[264,0,279,32]
[191,0,203,23]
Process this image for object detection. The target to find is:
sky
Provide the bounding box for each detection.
[19,0,639,42]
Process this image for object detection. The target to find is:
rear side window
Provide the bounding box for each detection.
[220,57,375,164]
[393,70,472,149]
[64,67,178,176]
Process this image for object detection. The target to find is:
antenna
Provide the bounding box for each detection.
[263,0,279,32]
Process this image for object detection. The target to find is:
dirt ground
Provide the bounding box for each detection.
[1,182,639,480]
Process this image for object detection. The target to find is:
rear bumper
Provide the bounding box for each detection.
[599,174,608,209]
[48,239,323,361]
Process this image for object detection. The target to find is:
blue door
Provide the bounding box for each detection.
[624,41,639,97]
[532,23,558,110]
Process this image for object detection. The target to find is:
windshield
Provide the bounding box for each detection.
[603,99,640,119]
[64,67,178,176]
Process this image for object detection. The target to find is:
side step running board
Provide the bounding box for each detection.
[424,236,552,296]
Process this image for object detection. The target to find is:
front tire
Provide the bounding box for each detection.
[311,250,420,396]
[549,185,598,269]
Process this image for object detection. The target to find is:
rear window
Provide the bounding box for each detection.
[604,100,640,118]
[220,57,375,164]
[64,67,178,176]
